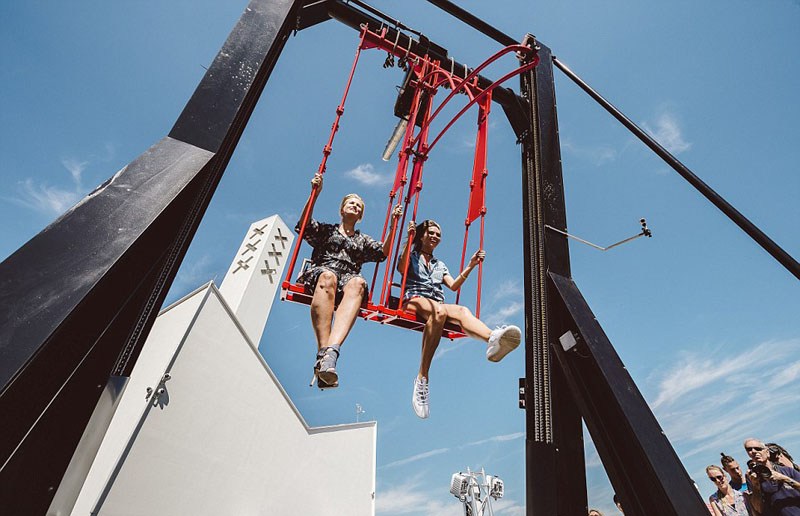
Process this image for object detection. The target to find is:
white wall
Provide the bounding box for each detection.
[68,216,375,516]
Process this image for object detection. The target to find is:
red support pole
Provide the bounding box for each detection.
[380,59,430,306]
[455,224,470,306]
[475,93,491,318]
[397,82,436,305]
[425,57,538,154]
[283,28,368,287]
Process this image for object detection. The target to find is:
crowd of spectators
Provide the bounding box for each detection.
[588,439,800,516]
[702,438,800,516]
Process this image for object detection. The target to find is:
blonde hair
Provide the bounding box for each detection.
[340,193,365,221]
[706,465,725,476]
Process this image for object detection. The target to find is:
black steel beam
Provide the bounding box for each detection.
[324,0,524,111]
[0,1,300,512]
[553,57,800,281]
[549,271,710,515]
[425,0,517,47]
[518,41,587,515]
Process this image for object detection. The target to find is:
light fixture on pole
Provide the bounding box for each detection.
[381,117,409,161]
[449,467,503,516]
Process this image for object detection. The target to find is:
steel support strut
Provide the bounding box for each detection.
[552,57,800,281]
[517,41,587,515]
[0,1,299,513]
[515,39,707,516]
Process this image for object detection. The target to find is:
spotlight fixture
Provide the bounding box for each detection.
[448,467,503,515]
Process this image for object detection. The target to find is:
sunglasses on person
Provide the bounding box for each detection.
[746,446,766,452]
[708,475,725,482]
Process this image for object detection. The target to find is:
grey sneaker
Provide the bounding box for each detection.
[487,325,521,362]
[311,346,339,389]
[412,376,430,419]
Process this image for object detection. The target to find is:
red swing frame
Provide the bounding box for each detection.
[280,26,539,339]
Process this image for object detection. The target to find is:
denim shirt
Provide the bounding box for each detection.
[403,250,450,303]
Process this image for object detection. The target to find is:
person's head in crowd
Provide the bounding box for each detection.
[720,452,744,484]
[744,438,771,466]
[588,510,604,516]
[613,493,624,514]
[706,465,729,491]
[766,442,799,471]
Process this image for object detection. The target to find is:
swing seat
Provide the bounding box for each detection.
[280,280,467,340]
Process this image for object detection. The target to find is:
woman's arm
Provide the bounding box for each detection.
[444,249,485,291]
[297,173,322,230]
[383,204,403,257]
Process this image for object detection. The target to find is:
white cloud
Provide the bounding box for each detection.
[651,339,796,409]
[344,163,392,186]
[561,139,618,166]
[172,254,217,296]
[642,111,691,154]
[644,338,800,470]
[376,476,505,516]
[381,447,450,469]
[433,342,462,360]
[463,432,524,447]
[484,301,524,327]
[13,178,83,216]
[493,279,523,301]
[6,156,92,217]
[61,157,87,183]
[768,360,800,388]
[493,499,526,515]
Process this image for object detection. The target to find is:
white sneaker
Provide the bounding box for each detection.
[412,376,430,419]
[487,325,521,362]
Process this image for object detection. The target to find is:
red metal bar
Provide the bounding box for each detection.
[283,28,368,286]
[370,193,395,303]
[457,92,491,308]
[425,56,538,154]
[381,59,430,306]
[476,208,485,318]
[418,44,532,140]
[455,225,470,306]
[467,94,491,223]
[474,93,491,318]
[397,91,435,305]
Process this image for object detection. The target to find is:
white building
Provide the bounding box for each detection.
[64,216,377,516]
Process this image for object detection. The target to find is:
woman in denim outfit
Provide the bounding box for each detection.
[398,219,521,418]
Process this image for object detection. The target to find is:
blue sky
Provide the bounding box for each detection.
[2,1,799,514]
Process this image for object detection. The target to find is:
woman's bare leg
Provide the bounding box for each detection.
[310,270,337,350]
[443,304,492,342]
[405,298,447,379]
[328,277,366,346]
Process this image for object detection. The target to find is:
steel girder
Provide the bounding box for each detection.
[0,1,299,512]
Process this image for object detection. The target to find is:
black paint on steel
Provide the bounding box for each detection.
[344,0,423,37]
[0,0,300,512]
[425,0,517,47]
[326,0,524,111]
[553,57,800,281]
[517,41,587,515]
[549,271,711,515]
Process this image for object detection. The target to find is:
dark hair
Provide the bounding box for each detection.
[766,443,796,465]
[412,219,441,251]
[720,452,736,468]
